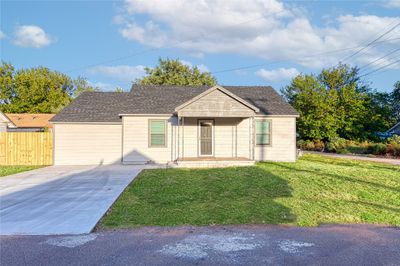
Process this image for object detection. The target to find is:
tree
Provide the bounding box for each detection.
[283,73,339,140]
[0,64,73,113]
[282,64,388,141]
[73,76,99,98]
[0,62,15,105]
[136,58,217,86]
[114,87,124,92]
[0,62,98,113]
[392,81,400,122]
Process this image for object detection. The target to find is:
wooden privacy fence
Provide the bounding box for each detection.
[0,132,53,165]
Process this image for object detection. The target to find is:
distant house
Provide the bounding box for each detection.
[0,112,55,132]
[51,85,299,166]
[387,122,400,136]
[0,112,15,132]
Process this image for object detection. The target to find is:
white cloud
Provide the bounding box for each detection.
[115,0,400,69]
[256,67,300,82]
[88,81,117,91]
[0,30,5,40]
[12,25,54,48]
[87,65,147,81]
[180,60,210,72]
[383,0,400,8]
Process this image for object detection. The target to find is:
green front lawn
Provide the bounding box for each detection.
[0,166,39,177]
[100,154,400,228]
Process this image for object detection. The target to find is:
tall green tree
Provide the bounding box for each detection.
[0,62,98,113]
[136,58,217,86]
[282,64,389,141]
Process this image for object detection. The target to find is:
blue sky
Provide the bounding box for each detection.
[1,0,399,93]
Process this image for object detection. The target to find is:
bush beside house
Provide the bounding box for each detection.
[298,135,400,157]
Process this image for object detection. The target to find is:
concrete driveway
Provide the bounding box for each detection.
[0,165,143,235]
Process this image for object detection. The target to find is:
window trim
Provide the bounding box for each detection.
[255,119,272,146]
[148,119,168,148]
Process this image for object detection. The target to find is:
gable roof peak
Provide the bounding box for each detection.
[174,85,259,112]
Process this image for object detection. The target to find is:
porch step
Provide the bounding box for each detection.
[171,159,255,168]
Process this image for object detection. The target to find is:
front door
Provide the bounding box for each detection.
[198,120,214,156]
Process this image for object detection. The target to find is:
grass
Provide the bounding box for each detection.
[100,154,400,228]
[0,166,40,177]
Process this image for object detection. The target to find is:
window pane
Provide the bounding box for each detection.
[256,134,270,145]
[256,121,270,134]
[151,121,165,134]
[151,134,165,146]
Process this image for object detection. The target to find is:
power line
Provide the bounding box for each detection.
[340,21,400,63]
[64,12,282,74]
[210,37,400,75]
[360,57,400,77]
[359,47,400,72]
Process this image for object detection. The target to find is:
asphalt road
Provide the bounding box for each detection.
[1,224,399,266]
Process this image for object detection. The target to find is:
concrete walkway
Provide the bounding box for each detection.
[305,151,400,165]
[0,165,143,235]
[1,224,399,265]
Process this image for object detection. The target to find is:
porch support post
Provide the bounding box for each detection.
[252,116,255,160]
[249,117,252,160]
[177,115,180,160]
[182,116,185,159]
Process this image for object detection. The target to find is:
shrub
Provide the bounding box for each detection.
[313,140,325,152]
[297,139,325,151]
[337,148,350,154]
[387,135,400,145]
[370,143,387,155]
[347,145,369,154]
[304,140,315,150]
[326,137,348,152]
[386,143,400,157]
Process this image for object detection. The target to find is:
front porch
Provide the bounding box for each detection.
[170,85,260,167]
[171,157,255,168]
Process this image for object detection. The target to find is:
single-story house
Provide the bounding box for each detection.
[0,113,55,132]
[387,121,400,136]
[0,112,16,132]
[50,85,299,167]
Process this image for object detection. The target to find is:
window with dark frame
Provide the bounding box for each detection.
[255,120,271,145]
[149,120,167,147]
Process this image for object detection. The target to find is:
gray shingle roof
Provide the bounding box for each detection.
[51,85,298,122]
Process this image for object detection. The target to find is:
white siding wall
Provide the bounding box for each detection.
[0,123,7,132]
[123,116,177,164]
[54,123,122,165]
[178,89,255,117]
[254,117,297,162]
[178,117,251,159]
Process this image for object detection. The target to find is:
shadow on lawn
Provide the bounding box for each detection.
[273,163,400,194]
[304,155,400,172]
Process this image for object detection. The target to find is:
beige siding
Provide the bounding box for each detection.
[123,116,177,164]
[122,115,296,163]
[254,117,297,162]
[178,90,255,117]
[54,124,122,165]
[0,123,7,132]
[178,117,251,159]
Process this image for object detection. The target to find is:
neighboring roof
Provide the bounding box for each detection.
[5,113,55,128]
[52,85,298,123]
[387,122,400,134]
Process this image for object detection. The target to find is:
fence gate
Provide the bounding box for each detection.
[0,132,53,166]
